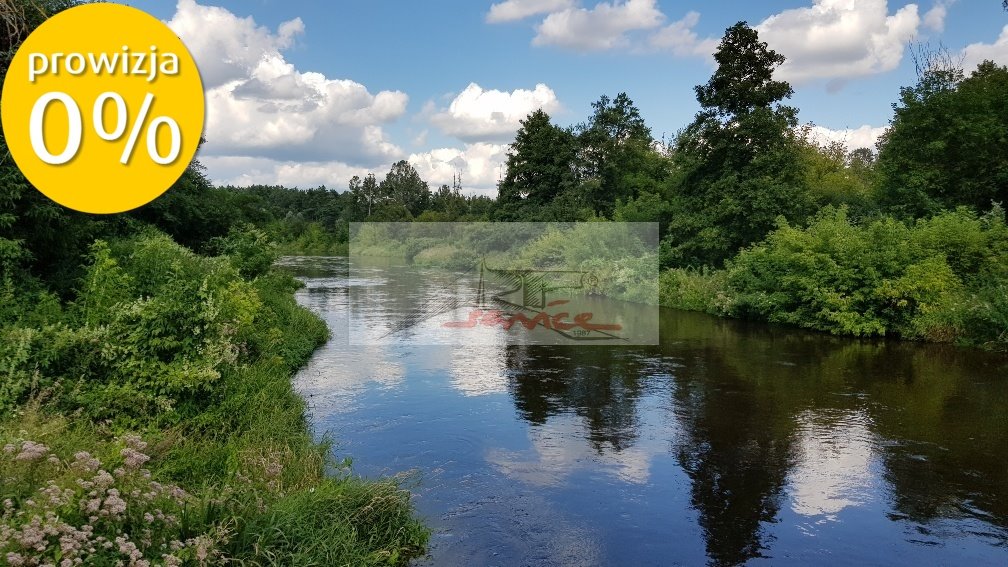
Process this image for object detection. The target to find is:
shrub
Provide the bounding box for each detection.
[724,205,1008,345]
[659,267,732,314]
[208,224,278,279]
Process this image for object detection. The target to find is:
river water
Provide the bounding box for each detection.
[279,256,1008,566]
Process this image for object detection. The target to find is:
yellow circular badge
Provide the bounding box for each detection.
[1,3,205,214]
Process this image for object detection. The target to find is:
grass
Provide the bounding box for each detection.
[0,231,429,566]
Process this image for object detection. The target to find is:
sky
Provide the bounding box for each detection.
[115,0,1008,195]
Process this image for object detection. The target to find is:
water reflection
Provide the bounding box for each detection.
[788,410,876,522]
[279,257,1008,566]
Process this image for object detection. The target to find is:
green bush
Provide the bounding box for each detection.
[724,206,1008,346]
[658,267,731,314]
[208,224,278,279]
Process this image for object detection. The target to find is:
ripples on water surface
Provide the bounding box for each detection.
[278,256,1008,566]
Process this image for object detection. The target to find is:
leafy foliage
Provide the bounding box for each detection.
[876,59,1008,217]
[724,206,1008,347]
[665,22,811,268]
[498,109,578,208]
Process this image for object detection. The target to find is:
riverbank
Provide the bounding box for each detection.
[659,206,1008,351]
[0,230,428,565]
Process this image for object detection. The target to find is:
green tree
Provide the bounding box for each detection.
[796,134,874,215]
[575,93,657,214]
[876,59,1008,217]
[379,160,429,216]
[348,174,383,219]
[498,109,577,207]
[665,21,810,268]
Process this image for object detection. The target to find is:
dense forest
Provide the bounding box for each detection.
[1,1,1007,564]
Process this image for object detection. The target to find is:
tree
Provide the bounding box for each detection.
[665,21,810,267]
[576,93,657,214]
[498,109,577,207]
[428,177,467,218]
[795,134,874,215]
[379,161,429,217]
[876,59,1008,217]
[348,173,381,219]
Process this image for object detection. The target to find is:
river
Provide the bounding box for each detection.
[279,256,1008,566]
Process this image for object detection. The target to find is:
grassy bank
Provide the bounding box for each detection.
[0,228,428,565]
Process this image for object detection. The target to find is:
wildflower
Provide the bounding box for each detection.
[102,489,127,517]
[122,434,148,452]
[15,441,49,462]
[81,497,101,515]
[92,470,115,489]
[121,447,149,470]
[72,452,101,473]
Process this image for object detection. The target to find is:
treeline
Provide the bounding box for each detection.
[189,22,1006,349]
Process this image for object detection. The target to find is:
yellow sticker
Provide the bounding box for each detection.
[1,3,205,214]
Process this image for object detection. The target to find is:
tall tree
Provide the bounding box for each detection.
[348,173,381,218]
[665,21,810,267]
[876,59,1008,217]
[498,109,577,207]
[576,93,656,213]
[379,160,429,217]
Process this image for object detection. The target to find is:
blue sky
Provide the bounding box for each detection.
[116,1,1008,193]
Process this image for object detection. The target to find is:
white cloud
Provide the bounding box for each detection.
[807,124,887,150]
[788,411,875,520]
[491,0,941,87]
[646,11,718,59]
[167,0,407,168]
[757,0,921,85]
[922,0,954,33]
[487,414,656,486]
[408,142,510,196]
[486,0,575,23]
[533,0,664,51]
[961,24,1008,71]
[430,83,561,143]
[202,155,372,189]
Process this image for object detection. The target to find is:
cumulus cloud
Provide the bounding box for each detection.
[961,25,1008,71]
[167,0,407,167]
[201,155,372,189]
[922,0,954,33]
[533,0,664,51]
[492,0,932,85]
[807,124,888,150]
[408,143,510,196]
[646,11,718,58]
[757,0,921,85]
[487,0,575,23]
[429,83,561,143]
